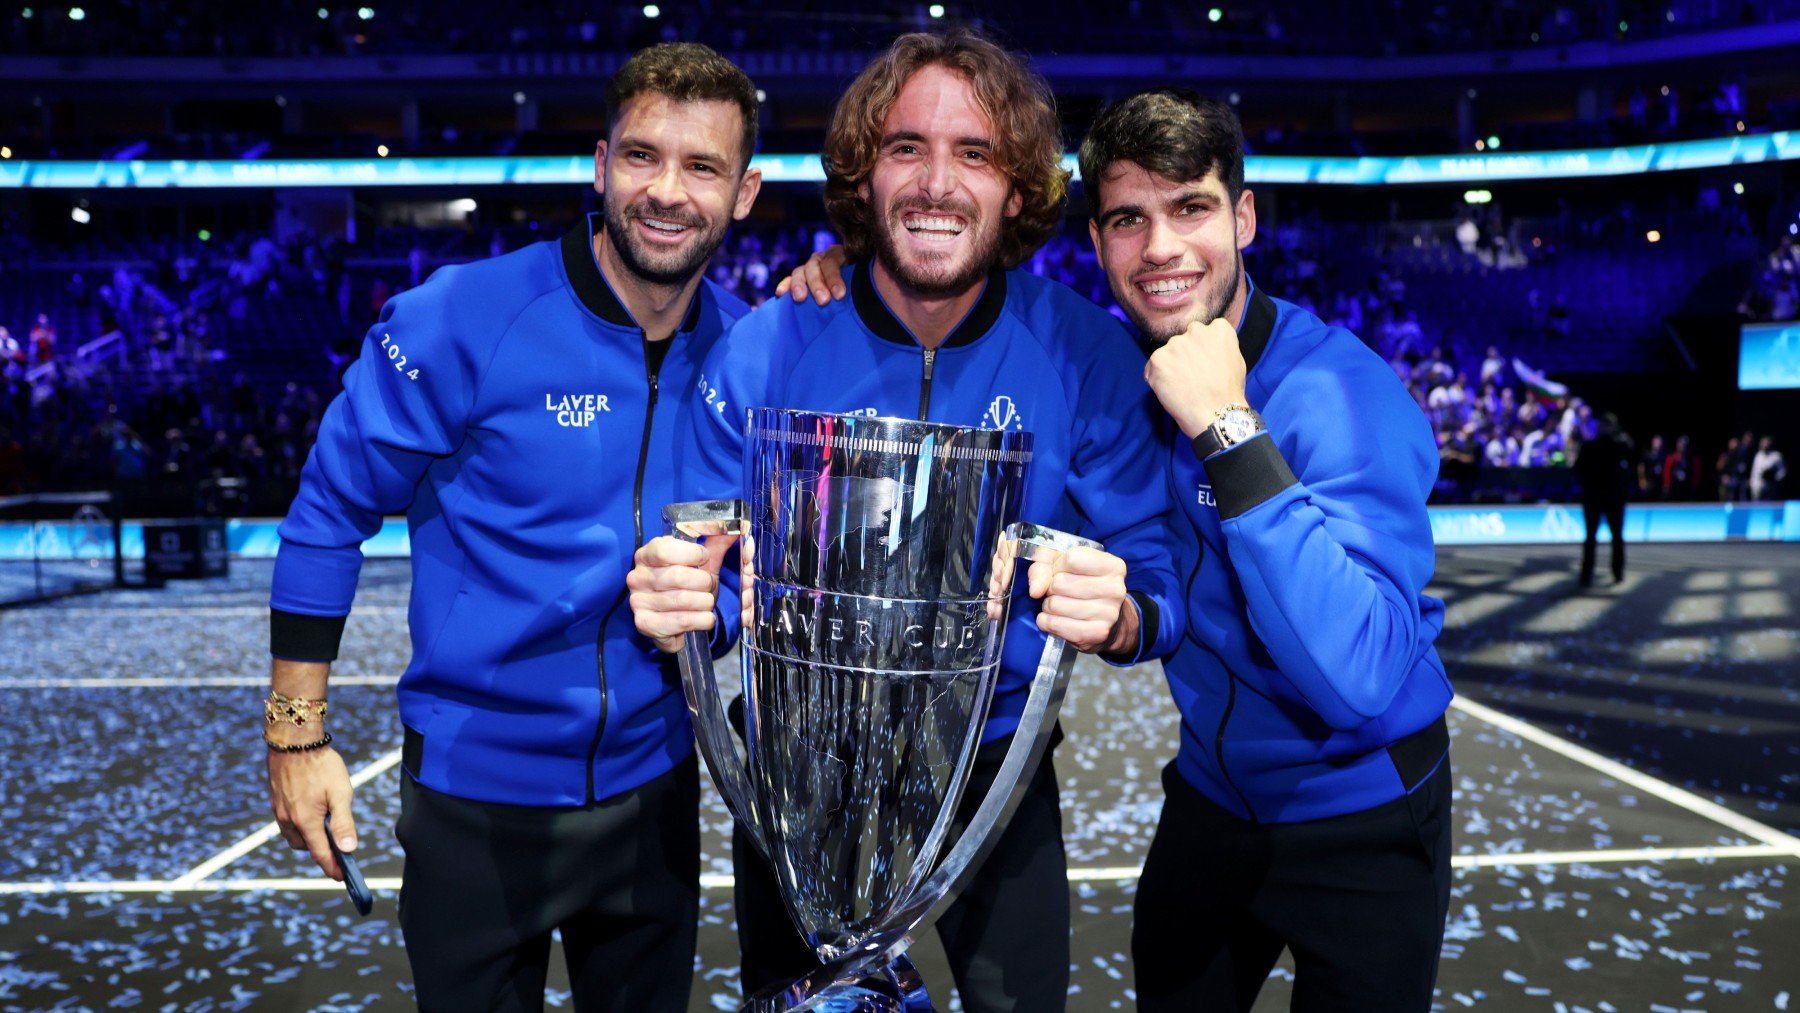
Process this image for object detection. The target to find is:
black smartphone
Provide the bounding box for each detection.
[324,814,374,916]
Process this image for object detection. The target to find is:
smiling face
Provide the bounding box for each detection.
[594,93,760,287]
[1088,160,1255,344]
[859,64,1022,298]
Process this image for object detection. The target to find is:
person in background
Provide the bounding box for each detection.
[1574,412,1634,587]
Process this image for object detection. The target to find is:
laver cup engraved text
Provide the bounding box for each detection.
[669,408,1091,1012]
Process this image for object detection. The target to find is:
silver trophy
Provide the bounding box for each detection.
[666,407,1096,1013]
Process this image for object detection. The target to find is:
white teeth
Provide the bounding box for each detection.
[642,218,687,233]
[1139,277,1198,296]
[903,215,966,235]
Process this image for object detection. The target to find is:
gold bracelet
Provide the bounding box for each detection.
[265,689,329,728]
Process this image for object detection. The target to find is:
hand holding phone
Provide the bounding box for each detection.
[325,814,374,916]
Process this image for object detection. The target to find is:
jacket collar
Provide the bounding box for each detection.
[850,259,1008,349]
[1238,277,1276,374]
[560,212,702,333]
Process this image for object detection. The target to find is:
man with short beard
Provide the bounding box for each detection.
[628,29,1181,1012]
[1082,88,1452,1012]
[264,43,761,1011]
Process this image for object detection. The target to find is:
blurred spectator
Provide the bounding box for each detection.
[1663,434,1701,500]
[1638,434,1667,501]
[1750,436,1787,500]
[29,313,55,365]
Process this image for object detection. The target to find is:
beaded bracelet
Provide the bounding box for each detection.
[265,732,334,753]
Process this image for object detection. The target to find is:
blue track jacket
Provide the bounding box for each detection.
[682,261,1182,742]
[1166,283,1452,823]
[270,214,746,806]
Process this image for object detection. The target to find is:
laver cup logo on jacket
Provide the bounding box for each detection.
[544,392,613,428]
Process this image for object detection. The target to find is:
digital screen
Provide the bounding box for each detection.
[1739,321,1800,391]
[2,131,1796,189]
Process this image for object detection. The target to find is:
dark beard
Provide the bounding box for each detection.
[1133,253,1241,347]
[601,192,725,287]
[871,197,1002,298]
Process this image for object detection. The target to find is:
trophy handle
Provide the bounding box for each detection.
[791,522,1100,998]
[663,498,771,863]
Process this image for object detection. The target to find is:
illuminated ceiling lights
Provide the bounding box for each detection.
[928,4,945,18]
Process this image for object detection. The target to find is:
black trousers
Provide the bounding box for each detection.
[1581,498,1626,584]
[733,734,1071,1012]
[1134,756,1453,1013]
[395,757,701,1013]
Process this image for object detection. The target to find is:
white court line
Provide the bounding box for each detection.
[1449,695,1800,858]
[169,747,406,888]
[0,676,398,688]
[4,845,1792,896]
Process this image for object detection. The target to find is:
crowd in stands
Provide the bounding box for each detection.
[3,204,1793,514]
[9,0,1799,58]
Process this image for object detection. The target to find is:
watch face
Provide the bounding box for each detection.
[1219,409,1261,444]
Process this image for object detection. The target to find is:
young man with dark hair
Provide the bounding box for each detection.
[1081,87,1453,1012]
[628,30,1181,1012]
[264,42,761,1011]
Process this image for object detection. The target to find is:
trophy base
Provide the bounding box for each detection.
[743,953,933,1013]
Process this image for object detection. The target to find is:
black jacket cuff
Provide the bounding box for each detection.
[1203,432,1298,520]
[270,608,348,662]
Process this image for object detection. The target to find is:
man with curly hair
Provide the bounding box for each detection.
[628,28,1180,1012]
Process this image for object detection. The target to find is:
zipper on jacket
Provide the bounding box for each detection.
[917,346,937,418]
[587,331,664,803]
[1215,675,1259,823]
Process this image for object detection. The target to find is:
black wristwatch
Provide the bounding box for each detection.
[1190,402,1266,460]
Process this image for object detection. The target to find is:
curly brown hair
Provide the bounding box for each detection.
[822,29,1068,270]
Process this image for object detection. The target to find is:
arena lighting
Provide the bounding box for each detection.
[1734,181,1745,194]
[1463,189,1493,204]
[70,206,89,224]
[1208,7,1223,22]
[642,3,659,17]
[1486,135,1501,150]
[449,198,477,215]
[67,5,83,19]
[755,89,767,102]
[0,147,10,159]
[316,7,327,17]
[21,7,32,18]
[1474,139,1486,151]
[197,229,211,241]
[928,4,945,18]
[8,133,1797,189]
[513,91,526,105]
[376,144,389,157]
[357,6,373,20]
[1617,19,1628,31]
[1646,230,1662,242]
[275,95,287,107]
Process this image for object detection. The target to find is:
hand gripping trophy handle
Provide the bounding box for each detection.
[663,497,772,863]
